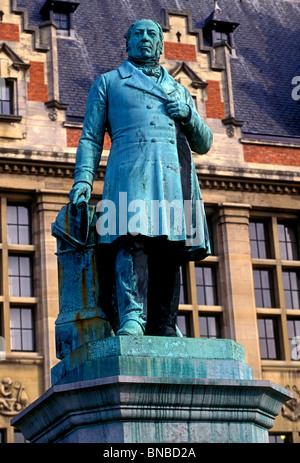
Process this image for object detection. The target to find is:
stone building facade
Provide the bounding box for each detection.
[0,0,300,443]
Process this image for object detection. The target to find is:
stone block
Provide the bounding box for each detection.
[51,336,253,385]
[11,337,293,443]
[11,374,292,443]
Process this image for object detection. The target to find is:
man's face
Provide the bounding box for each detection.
[127,20,162,61]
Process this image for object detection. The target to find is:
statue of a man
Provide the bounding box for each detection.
[69,19,213,337]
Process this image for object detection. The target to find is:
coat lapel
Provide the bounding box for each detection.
[118,61,178,100]
[159,67,178,97]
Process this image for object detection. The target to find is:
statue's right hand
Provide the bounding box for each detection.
[69,182,92,208]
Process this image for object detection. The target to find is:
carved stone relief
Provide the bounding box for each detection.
[226,125,235,138]
[281,385,300,422]
[48,108,58,121]
[0,377,28,416]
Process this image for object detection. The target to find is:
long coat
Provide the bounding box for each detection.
[74,60,213,261]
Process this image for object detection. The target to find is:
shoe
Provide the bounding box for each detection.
[117,320,144,336]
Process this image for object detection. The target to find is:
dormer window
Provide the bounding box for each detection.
[53,12,70,30]
[40,0,80,36]
[203,3,239,55]
[214,31,230,45]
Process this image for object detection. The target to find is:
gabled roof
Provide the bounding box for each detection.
[169,62,207,89]
[0,42,30,70]
[15,0,300,138]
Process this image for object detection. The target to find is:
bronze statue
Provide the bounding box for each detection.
[69,19,213,337]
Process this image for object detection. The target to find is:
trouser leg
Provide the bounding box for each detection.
[146,241,181,336]
[115,237,148,334]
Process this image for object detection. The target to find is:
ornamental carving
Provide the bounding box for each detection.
[48,108,58,121]
[281,385,300,422]
[0,377,28,416]
[226,125,235,138]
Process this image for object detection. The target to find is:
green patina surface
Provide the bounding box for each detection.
[87,336,246,361]
[51,336,252,386]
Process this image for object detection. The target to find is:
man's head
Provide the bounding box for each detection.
[125,19,164,62]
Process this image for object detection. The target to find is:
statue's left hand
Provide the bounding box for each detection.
[165,99,191,122]
[69,182,92,208]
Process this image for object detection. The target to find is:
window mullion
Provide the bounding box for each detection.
[273,216,294,361]
[280,311,291,361]
[189,262,200,337]
[275,263,285,309]
[189,261,197,306]
[191,309,200,338]
[271,216,281,260]
[0,198,11,353]
[272,216,290,359]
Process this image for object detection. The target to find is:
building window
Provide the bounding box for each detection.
[177,313,191,337]
[283,270,300,309]
[0,429,5,443]
[53,12,70,30]
[10,307,34,352]
[269,433,292,443]
[206,215,214,255]
[0,198,36,358]
[179,265,188,304]
[8,256,33,297]
[40,1,80,37]
[214,31,229,45]
[278,222,299,260]
[199,315,220,338]
[257,318,281,360]
[7,204,31,245]
[253,269,275,308]
[14,429,27,443]
[249,220,270,259]
[195,265,218,305]
[176,212,220,340]
[287,318,300,361]
[251,214,300,364]
[0,79,13,115]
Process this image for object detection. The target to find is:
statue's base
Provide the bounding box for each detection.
[11,337,292,443]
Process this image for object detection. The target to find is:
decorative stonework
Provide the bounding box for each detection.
[0,377,28,416]
[10,0,49,53]
[281,385,300,422]
[0,156,298,196]
[48,108,58,121]
[169,62,207,89]
[226,125,234,138]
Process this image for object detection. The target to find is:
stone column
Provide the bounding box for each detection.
[217,202,262,379]
[39,21,59,103]
[32,190,68,389]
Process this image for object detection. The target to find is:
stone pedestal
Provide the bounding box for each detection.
[11,337,292,443]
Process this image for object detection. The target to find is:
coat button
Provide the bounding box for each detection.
[150,121,156,125]
[146,104,153,109]
[169,122,173,126]
[151,138,157,142]
[170,139,175,144]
